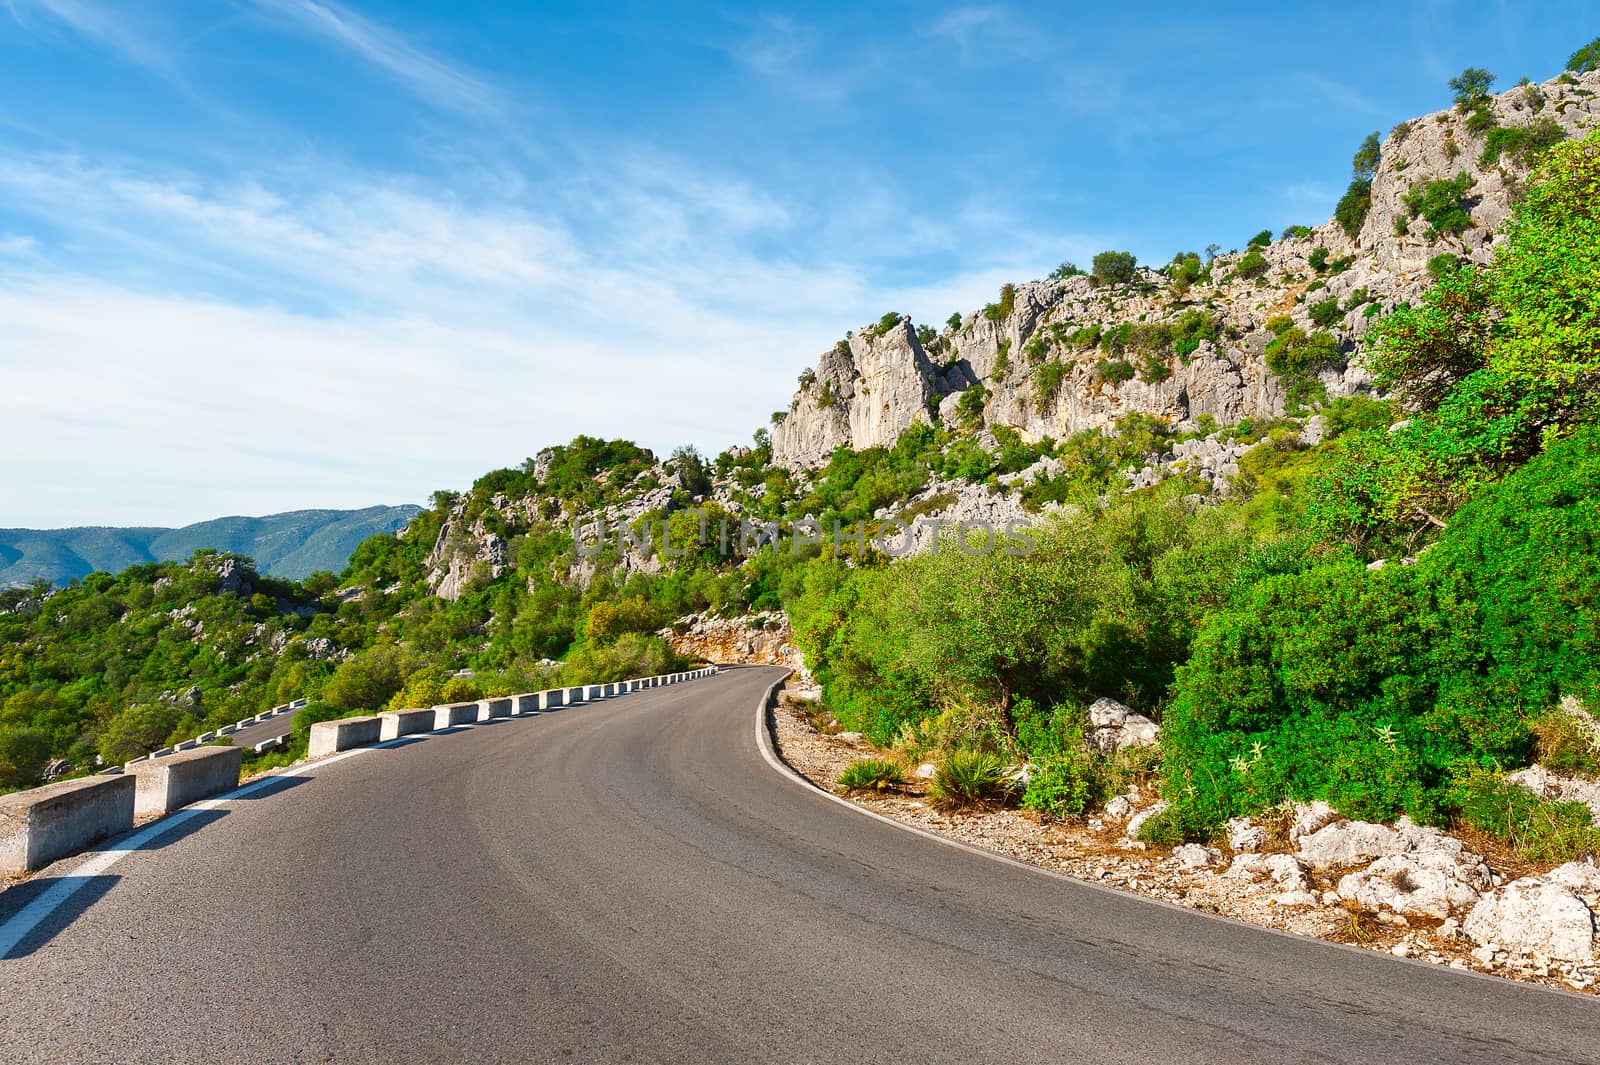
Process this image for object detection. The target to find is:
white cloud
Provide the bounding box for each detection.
[4,0,173,72]
[925,5,1042,63]
[0,234,35,255]
[248,0,502,117]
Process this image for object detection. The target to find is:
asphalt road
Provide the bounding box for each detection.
[222,707,301,749]
[2,665,1597,1064]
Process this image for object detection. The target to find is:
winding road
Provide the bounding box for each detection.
[1,665,1597,1063]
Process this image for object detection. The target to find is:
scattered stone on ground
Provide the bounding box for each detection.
[768,682,1600,995]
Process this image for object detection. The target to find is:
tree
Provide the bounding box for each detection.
[1571,36,1600,74]
[1049,261,1084,279]
[98,703,188,764]
[947,312,962,330]
[1352,132,1381,182]
[0,727,51,790]
[1204,243,1221,262]
[1449,68,1495,111]
[1091,250,1137,284]
[1336,133,1381,239]
[1248,229,1273,248]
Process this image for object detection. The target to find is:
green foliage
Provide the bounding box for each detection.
[870,312,902,338]
[1449,68,1496,111]
[1336,132,1381,238]
[1571,36,1600,74]
[1033,360,1070,412]
[1049,262,1084,279]
[947,312,963,330]
[1265,327,1339,377]
[1401,174,1476,238]
[993,338,1012,377]
[1096,358,1136,384]
[1308,247,1330,272]
[1092,250,1137,285]
[0,728,51,790]
[1281,225,1313,239]
[838,758,905,792]
[955,384,989,427]
[1448,767,1600,862]
[982,284,1017,321]
[1307,297,1343,328]
[931,749,1012,808]
[1478,117,1566,168]
[1230,248,1269,280]
[1248,229,1273,248]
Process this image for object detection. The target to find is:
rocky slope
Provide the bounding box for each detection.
[771,70,1600,469]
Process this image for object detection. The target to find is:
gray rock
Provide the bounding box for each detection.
[1171,844,1223,870]
[1226,853,1313,894]
[1103,794,1134,819]
[1296,820,1402,871]
[1124,800,1169,840]
[1226,817,1267,853]
[1464,875,1597,962]
[1086,697,1160,754]
[835,732,863,745]
[1287,800,1338,841]
[1507,764,1600,823]
[1336,851,1485,919]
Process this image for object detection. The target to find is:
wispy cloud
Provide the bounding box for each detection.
[248,0,502,117]
[925,5,1042,63]
[0,234,36,255]
[726,13,862,104]
[1279,179,1336,209]
[1297,72,1385,116]
[4,0,174,72]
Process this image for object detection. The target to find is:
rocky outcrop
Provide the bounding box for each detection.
[662,612,804,670]
[768,70,1600,473]
[1085,697,1160,754]
[1465,860,1600,962]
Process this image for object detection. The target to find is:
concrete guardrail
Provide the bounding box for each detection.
[130,746,242,818]
[308,715,382,758]
[478,697,513,721]
[433,702,479,730]
[0,774,136,874]
[378,708,436,742]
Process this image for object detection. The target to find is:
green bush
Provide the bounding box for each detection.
[1248,229,1273,247]
[1478,116,1566,168]
[931,749,1012,808]
[1401,175,1475,238]
[1022,755,1096,817]
[1050,262,1084,279]
[1449,68,1495,111]
[1308,297,1343,328]
[1309,247,1330,272]
[1034,360,1070,411]
[1231,248,1269,280]
[1096,358,1136,384]
[838,758,905,792]
[1572,36,1600,74]
[1448,767,1600,862]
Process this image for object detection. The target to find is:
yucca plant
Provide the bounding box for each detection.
[838,758,905,793]
[930,749,1013,809]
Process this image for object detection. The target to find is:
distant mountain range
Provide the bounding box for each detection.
[0,506,421,586]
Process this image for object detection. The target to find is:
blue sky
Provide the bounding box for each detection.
[0,1,1594,526]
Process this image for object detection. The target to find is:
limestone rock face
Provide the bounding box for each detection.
[768,70,1600,474]
[662,612,803,671]
[771,318,939,467]
[1085,697,1160,754]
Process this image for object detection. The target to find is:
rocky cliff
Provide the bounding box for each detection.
[770,70,1600,469]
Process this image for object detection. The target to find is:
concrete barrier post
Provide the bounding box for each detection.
[541,689,565,710]
[584,684,603,702]
[433,703,479,730]
[512,693,539,715]
[566,686,585,705]
[308,715,383,758]
[478,697,513,721]
[379,707,436,741]
[130,746,243,817]
[0,775,136,874]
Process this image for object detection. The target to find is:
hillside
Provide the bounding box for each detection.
[4,46,1600,954]
[0,505,421,587]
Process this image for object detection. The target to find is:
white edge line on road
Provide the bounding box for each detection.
[0,740,409,959]
[0,677,693,959]
[747,668,1591,1001]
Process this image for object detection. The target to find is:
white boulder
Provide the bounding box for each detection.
[1464,875,1598,962]
[1086,697,1160,754]
[1296,820,1402,871]
[1125,801,1169,840]
[1226,816,1268,853]
[1171,844,1223,870]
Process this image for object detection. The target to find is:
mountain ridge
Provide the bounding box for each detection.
[0,505,421,587]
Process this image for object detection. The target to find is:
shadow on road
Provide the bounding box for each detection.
[0,874,120,959]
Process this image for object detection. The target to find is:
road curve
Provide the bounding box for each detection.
[1,665,1596,1064]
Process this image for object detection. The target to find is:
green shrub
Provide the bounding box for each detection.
[1336,133,1381,238]
[1532,709,1600,779]
[1248,229,1273,247]
[1309,247,1330,272]
[1265,327,1339,376]
[838,758,905,793]
[1231,248,1269,280]
[1308,297,1343,328]
[1572,36,1600,74]
[870,311,902,338]
[1092,250,1138,284]
[931,749,1012,808]
[1022,754,1097,817]
[955,384,988,426]
[1096,358,1136,384]
[1401,174,1475,238]
[947,312,963,330]
[1448,767,1600,862]
[1034,360,1070,411]
[1478,117,1566,168]
[1050,261,1084,279]
[1281,225,1313,239]
[1426,253,1462,280]
[1139,355,1173,384]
